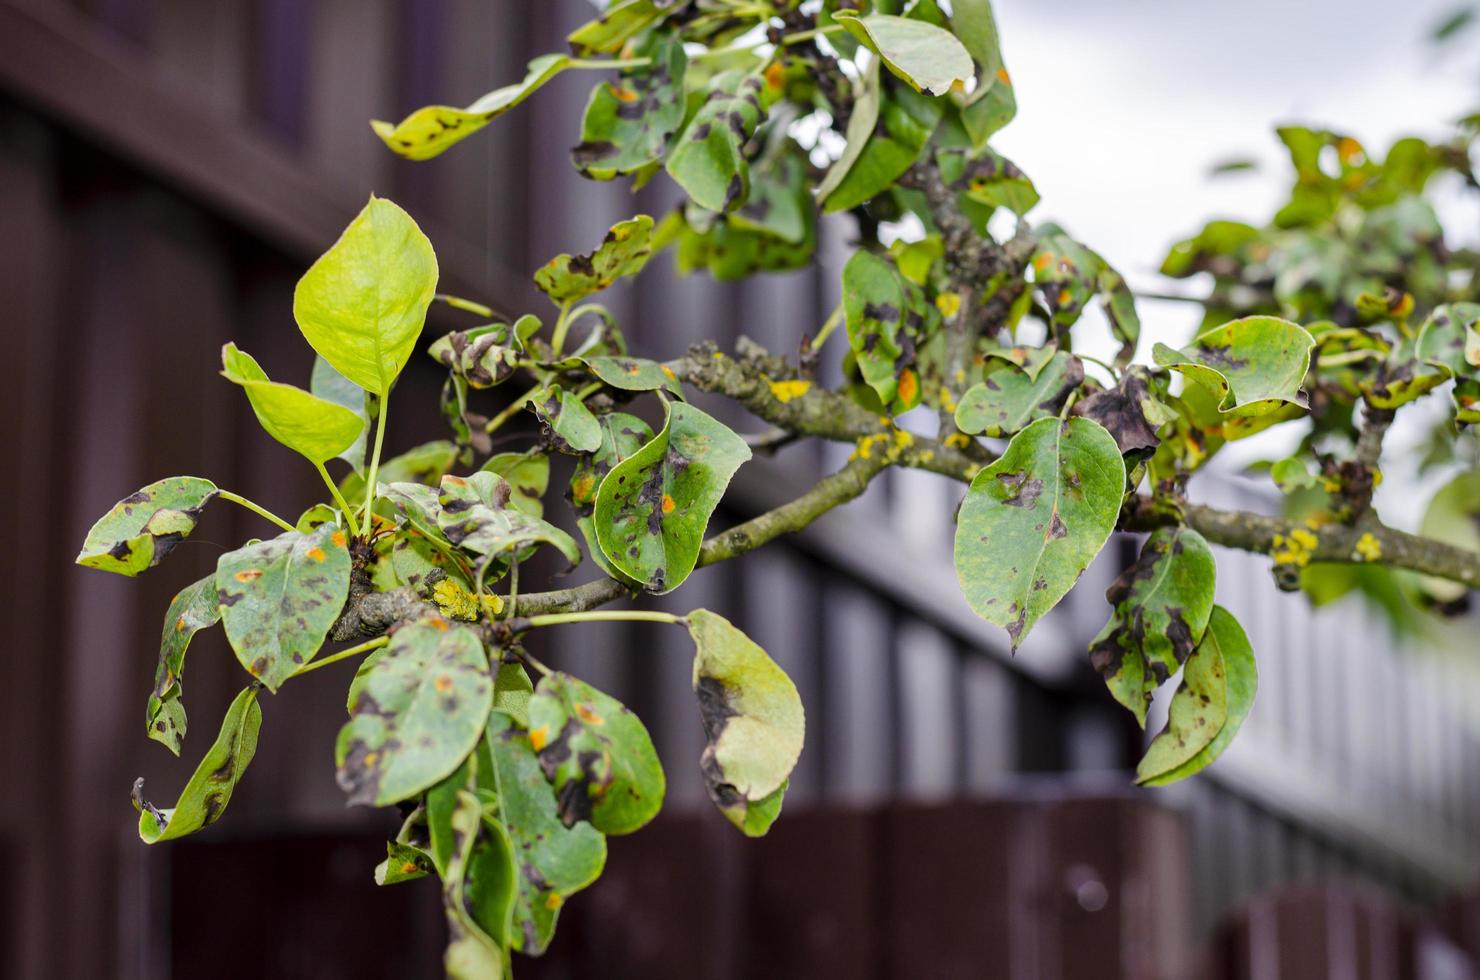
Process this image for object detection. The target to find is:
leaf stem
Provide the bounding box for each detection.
[484,384,542,435]
[313,463,361,537]
[1075,352,1122,381]
[292,635,389,678]
[566,22,845,72]
[549,299,576,356]
[217,490,296,533]
[360,389,391,534]
[807,303,845,352]
[519,610,683,629]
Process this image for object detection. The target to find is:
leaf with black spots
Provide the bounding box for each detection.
[1088,527,1216,727]
[376,841,435,886]
[592,402,750,593]
[481,452,550,519]
[686,610,804,837]
[147,575,222,755]
[529,673,665,836]
[216,524,351,692]
[572,35,686,180]
[665,71,764,213]
[1073,367,1166,460]
[673,148,818,280]
[1415,303,1480,422]
[1140,606,1257,786]
[570,413,653,582]
[485,711,607,956]
[336,620,492,806]
[428,315,541,389]
[1153,316,1315,416]
[583,356,684,397]
[134,686,261,843]
[953,0,1016,146]
[440,789,507,979]
[983,344,1059,383]
[820,64,943,213]
[530,385,603,455]
[832,11,974,96]
[373,54,569,161]
[534,215,655,304]
[842,250,941,414]
[76,476,218,576]
[567,0,678,55]
[340,438,461,509]
[1031,226,1102,333]
[938,146,1038,216]
[955,351,1083,437]
[435,472,581,569]
[954,417,1126,650]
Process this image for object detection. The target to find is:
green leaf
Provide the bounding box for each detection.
[440,790,506,980]
[341,438,460,508]
[531,385,603,455]
[376,841,435,885]
[1073,367,1166,460]
[955,352,1083,436]
[76,476,218,576]
[821,65,942,213]
[293,196,439,395]
[1418,470,1480,603]
[571,413,653,583]
[954,417,1126,650]
[1140,606,1257,786]
[481,453,550,519]
[1153,316,1315,417]
[529,673,665,836]
[814,61,880,206]
[492,661,535,728]
[593,401,751,593]
[534,215,655,304]
[953,0,1016,146]
[672,148,818,280]
[937,147,1038,215]
[833,12,974,96]
[1360,333,1449,410]
[435,472,581,569]
[464,811,520,955]
[584,355,684,397]
[686,609,804,837]
[372,54,569,161]
[336,619,493,806]
[221,343,366,464]
[842,250,941,413]
[486,711,607,956]
[567,0,674,55]
[147,575,222,755]
[133,686,261,843]
[216,524,352,692]
[310,355,376,473]
[572,35,687,179]
[665,71,765,212]
[1088,527,1217,727]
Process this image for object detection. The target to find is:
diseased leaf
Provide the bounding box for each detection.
[687,610,803,836]
[133,686,261,843]
[567,0,676,55]
[336,619,493,806]
[572,35,687,179]
[953,0,1017,146]
[426,756,476,877]
[216,524,351,692]
[955,352,1083,436]
[1088,527,1217,727]
[481,453,549,519]
[464,811,520,955]
[311,355,376,473]
[1140,606,1257,786]
[293,196,439,395]
[842,250,941,414]
[341,439,461,507]
[529,673,665,836]
[221,343,365,464]
[1073,367,1165,459]
[665,71,764,213]
[486,711,607,956]
[672,147,817,280]
[832,11,974,96]
[1153,316,1315,417]
[373,54,569,161]
[434,472,581,569]
[584,355,683,397]
[570,412,653,583]
[77,477,218,576]
[428,315,541,389]
[984,343,1059,382]
[822,66,942,213]
[376,841,435,886]
[534,215,655,304]
[531,385,603,455]
[492,661,535,728]
[592,402,750,593]
[147,575,222,755]
[938,146,1037,215]
[440,790,506,980]
[954,417,1126,650]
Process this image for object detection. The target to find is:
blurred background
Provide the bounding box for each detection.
[3,0,1480,977]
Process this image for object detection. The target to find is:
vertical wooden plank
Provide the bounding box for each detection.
[304,0,395,194]
[151,0,250,110]
[896,621,957,800]
[822,584,893,803]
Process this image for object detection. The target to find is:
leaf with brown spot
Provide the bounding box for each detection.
[843,249,941,414]
[1073,367,1165,460]
[76,476,218,577]
[434,472,581,570]
[134,686,261,843]
[529,384,603,455]
[146,575,222,755]
[1153,316,1314,417]
[665,71,764,213]
[572,34,686,180]
[534,215,655,304]
[1088,527,1216,727]
[955,351,1083,437]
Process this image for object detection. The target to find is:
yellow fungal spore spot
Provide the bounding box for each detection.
[897,369,919,406]
[234,569,262,583]
[434,675,453,693]
[996,67,1012,85]
[764,61,785,90]
[1354,532,1381,562]
[331,531,348,548]
[608,83,639,103]
[661,494,676,514]
[305,547,326,562]
[768,379,812,403]
[401,862,420,875]
[660,365,677,379]
[529,726,549,752]
[936,292,961,318]
[546,893,564,911]
[575,702,604,725]
[363,752,379,768]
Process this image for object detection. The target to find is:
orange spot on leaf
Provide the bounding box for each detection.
[234,569,262,583]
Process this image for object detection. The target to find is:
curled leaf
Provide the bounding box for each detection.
[534,215,655,304]
[134,686,261,843]
[955,352,1083,437]
[147,575,222,755]
[665,71,764,212]
[832,11,974,96]
[77,476,218,576]
[1152,316,1315,417]
[572,36,687,179]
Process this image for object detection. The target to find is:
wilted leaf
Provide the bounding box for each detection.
[954,417,1126,650]
[1153,316,1315,416]
[293,196,439,395]
[686,610,804,837]
[1140,606,1257,786]
[134,686,261,843]
[842,250,941,413]
[534,215,655,304]
[221,343,365,464]
[428,315,541,389]
[592,401,750,592]
[336,620,492,806]
[486,711,607,956]
[572,35,686,179]
[216,524,351,692]
[529,673,665,835]
[955,352,1083,436]
[530,385,603,454]
[1088,527,1216,727]
[1073,367,1165,459]
[832,12,974,96]
[440,789,506,980]
[665,71,764,212]
[434,472,581,569]
[481,453,549,519]
[76,477,218,576]
[147,575,222,755]
[372,55,569,161]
